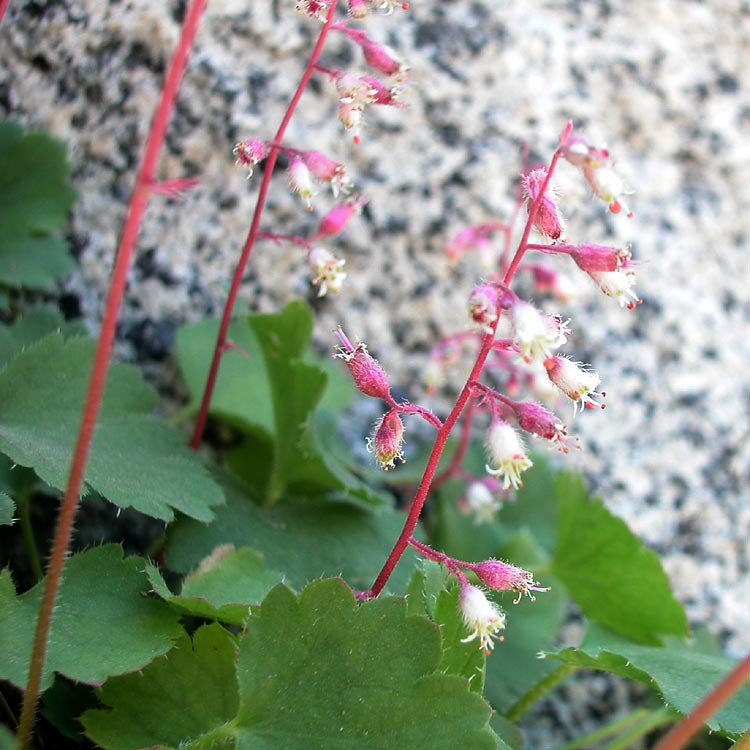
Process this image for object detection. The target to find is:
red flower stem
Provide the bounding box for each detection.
[0,0,9,25]
[432,396,476,488]
[367,136,567,598]
[654,650,750,750]
[14,2,208,747]
[189,2,339,450]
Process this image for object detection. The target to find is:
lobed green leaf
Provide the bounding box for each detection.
[0,545,182,690]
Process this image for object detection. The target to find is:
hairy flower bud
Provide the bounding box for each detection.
[316,198,364,238]
[367,409,405,469]
[511,400,568,447]
[233,138,270,176]
[300,150,352,197]
[458,582,506,652]
[468,559,547,601]
[361,39,408,78]
[567,243,629,273]
[334,328,392,401]
[522,168,565,241]
[288,157,316,210]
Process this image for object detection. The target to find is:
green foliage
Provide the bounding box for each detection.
[0,491,14,524]
[0,121,76,290]
[552,623,750,737]
[146,546,284,626]
[0,545,182,690]
[550,472,689,643]
[82,624,239,750]
[0,333,223,521]
[177,302,390,505]
[234,579,497,750]
[166,470,418,594]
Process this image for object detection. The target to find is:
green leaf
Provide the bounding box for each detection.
[0,334,223,521]
[0,725,14,750]
[0,545,182,690]
[434,585,487,693]
[166,471,418,594]
[551,623,750,737]
[0,491,14,524]
[177,304,388,505]
[483,572,567,715]
[0,121,76,289]
[82,624,238,750]
[405,559,447,618]
[489,714,523,750]
[234,579,497,749]
[40,677,98,741]
[146,546,284,626]
[0,306,83,368]
[550,473,688,643]
[177,316,274,435]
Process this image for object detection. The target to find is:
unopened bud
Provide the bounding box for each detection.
[300,151,352,197]
[361,39,408,78]
[334,328,392,401]
[288,157,316,210]
[522,168,565,241]
[367,409,405,469]
[348,0,369,16]
[468,559,549,602]
[511,400,569,447]
[316,198,363,237]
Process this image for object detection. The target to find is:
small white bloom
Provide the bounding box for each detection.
[459,584,506,652]
[485,421,533,490]
[544,356,602,413]
[587,268,639,307]
[462,481,501,525]
[510,301,567,362]
[289,158,317,210]
[307,247,346,297]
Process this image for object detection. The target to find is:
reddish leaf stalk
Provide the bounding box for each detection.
[367,140,566,597]
[14,1,208,746]
[0,0,9,25]
[189,2,339,449]
[654,649,750,750]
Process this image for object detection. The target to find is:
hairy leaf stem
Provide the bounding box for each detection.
[366,136,567,597]
[189,1,339,450]
[14,1,208,746]
[654,648,750,750]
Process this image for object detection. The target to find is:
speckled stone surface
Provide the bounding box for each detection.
[2,0,750,730]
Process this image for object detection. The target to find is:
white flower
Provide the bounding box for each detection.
[510,301,568,362]
[485,421,533,490]
[462,481,501,525]
[459,584,506,652]
[587,268,639,308]
[544,356,602,413]
[289,158,317,211]
[307,247,346,297]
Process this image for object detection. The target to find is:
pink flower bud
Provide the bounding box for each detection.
[334,328,393,401]
[316,198,364,237]
[567,243,629,273]
[361,39,408,78]
[300,151,352,197]
[468,283,500,334]
[526,264,577,304]
[307,247,346,297]
[544,356,602,412]
[233,139,270,176]
[458,582,506,653]
[367,409,405,469]
[288,157,316,211]
[560,134,609,169]
[522,168,565,241]
[511,400,569,447]
[467,559,549,602]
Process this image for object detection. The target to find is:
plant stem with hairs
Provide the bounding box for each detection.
[14,1,208,746]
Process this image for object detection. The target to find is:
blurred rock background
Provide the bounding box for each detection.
[1,0,749,723]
